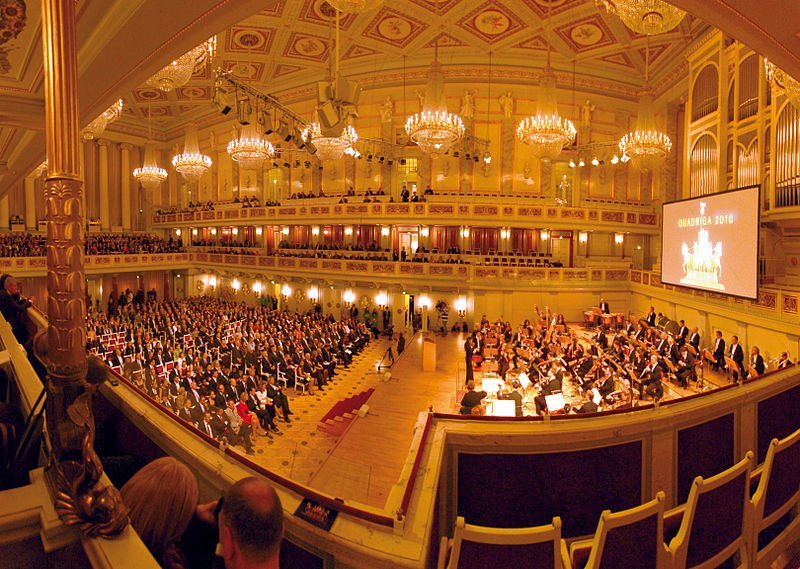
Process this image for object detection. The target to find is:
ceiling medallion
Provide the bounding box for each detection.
[172,124,212,180]
[146,36,216,93]
[406,59,464,155]
[765,59,800,108]
[303,121,358,162]
[517,68,576,162]
[133,142,168,190]
[326,0,383,13]
[596,0,685,35]
[227,123,274,170]
[80,99,123,141]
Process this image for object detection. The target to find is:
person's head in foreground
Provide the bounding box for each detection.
[219,477,284,569]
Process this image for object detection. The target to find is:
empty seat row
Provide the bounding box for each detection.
[439,425,800,569]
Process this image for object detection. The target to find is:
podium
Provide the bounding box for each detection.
[422,338,436,371]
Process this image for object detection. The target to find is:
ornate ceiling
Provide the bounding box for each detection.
[115,0,709,139]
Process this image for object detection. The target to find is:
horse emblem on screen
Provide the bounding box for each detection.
[680,226,724,291]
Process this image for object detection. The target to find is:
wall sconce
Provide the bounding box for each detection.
[615,233,624,244]
[308,286,319,302]
[253,281,262,295]
[211,228,217,236]
[209,276,217,288]
[344,226,353,236]
[418,295,431,309]
[460,228,470,238]
[231,278,241,291]
[343,289,356,305]
[281,227,289,235]
[232,227,239,236]
[192,228,198,236]
[281,284,292,299]
[311,226,320,236]
[500,229,508,239]
[255,227,263,236]
[375,291,388,308]
[454,296,467,318]
[420,227,429,237]
[578,231,588,244]
[540,230,549,240]
[380,226,389,237]
[175,229,182,236]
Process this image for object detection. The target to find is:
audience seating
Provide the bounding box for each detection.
[750,427,800,569]
[569,491,668,569]
[665,452,754,569]
[438,516,570,569]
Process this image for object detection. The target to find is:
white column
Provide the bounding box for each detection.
[24,176,36,230]
[0,195,8,231]
[120,143,132,231]
[98,139,110,231]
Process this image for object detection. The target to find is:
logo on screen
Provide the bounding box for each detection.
[680,205,725,291]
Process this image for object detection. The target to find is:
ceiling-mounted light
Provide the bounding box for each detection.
[81,99,123,141]
[569,160,576,168]
[172,123,212,180]
[578,159,585,167]
[134,141,168,190]
[611,155,620,164]
[591,157,600,166]
[483,152,492,164]
[147,36,216,93]
[597,0,685,35]
[227,123,274,170]
[328,0,383,12]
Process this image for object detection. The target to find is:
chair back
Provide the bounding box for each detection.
[751,427,800,568]
[442,516,566,569]
[669,452,753,569]
[583,492,667,569]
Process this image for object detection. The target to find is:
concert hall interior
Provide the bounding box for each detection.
[4,0,800,568]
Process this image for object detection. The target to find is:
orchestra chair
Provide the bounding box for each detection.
[666,452,754,569]
[749,427,800,569]
[276,368,289,390]
[437,516,571,569]
[569,491,667,569]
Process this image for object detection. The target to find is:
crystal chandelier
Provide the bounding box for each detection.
[327,0,383,12]
[517,68,576,162]
[406,58,464,154]
[618,44,671,171]
[303,120,358,162]
[227,123,274,169]
[80,99,123,141]
[765,59,800,108]
[172,123,212,180]
[147,36,216,93]
[597,0,685,35]
[133,142,168,190]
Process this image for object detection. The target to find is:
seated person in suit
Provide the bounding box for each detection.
[459,380,487,415]
[712,330,725,371]
[597,369,615,399]
[576,390,599,414]
[688,326,701,351]
[497,380,523,417]
[675,344,696,388]
[729,335,744,380]
[778,352,793,369]
[639,355,663,401]
[749,346,765,377]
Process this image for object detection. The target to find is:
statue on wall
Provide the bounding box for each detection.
[582,99,596,128]
[380,96,393,123]
[415,88,426,111]
[460,90,475,120]
[499,91,514,119]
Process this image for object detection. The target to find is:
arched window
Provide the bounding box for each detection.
[738,55,759,120]
[692,65,719,121]
[689,133,718,196]
[775,103,800,207]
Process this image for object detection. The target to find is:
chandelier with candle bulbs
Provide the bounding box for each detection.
[173,123,212,180]
[596,0,685,35]
[80,99,123,141]
[227,123,274,169]
[147,36,216,93]
[303,121,358,162]
[406,57,464,155]
[133,143,168,190]
[765,59,800,109]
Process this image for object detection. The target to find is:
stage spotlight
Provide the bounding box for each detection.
[272,162,278,168]
[610,155,619,164]
[214,85,234,115]
[387,159,393,165]
[379,156,384,162]
[367,154,373,161]
[236,90,252,125]
[465,153,471,160]
[400,158,406,166]
[294,127,305,148]
[473,156,479,162]
[294,160,301,168]
[591,157,600,166]
[283,162,290,168]
[258,109,273,134]
[304,161,310,168]
[453,151,459,158]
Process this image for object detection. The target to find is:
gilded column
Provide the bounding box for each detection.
[39,0,127,537]
[0,194,8,230]
[120,143,132,231]
[25,176,36,230]
[97,139,110,230]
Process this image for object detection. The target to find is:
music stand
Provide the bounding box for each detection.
[748,365,759,379]
[545,393,565,414]
[724,356,740,381]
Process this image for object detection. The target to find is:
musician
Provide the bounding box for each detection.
[593,326,608,352]
[625,316,637,336]
[576,392,599,414]
[749,346,765,378]
[645,306,656,327]
[497,380,523,417]
[667,336,680,366]
[778,352,793,369]
[496,351,510,381]
[464,337,474,385]
[712,330,726,371]
[639,354,663,400]
[630,349,648,377]
[676,344,695,388]
[599,298,610,314]
[655,332,669,357]
[634,322,646,342]
[688,327,701,351]
[676,320,689,346]
[597,369,615,398]
[460,380,487,415]
[729,335,744,379]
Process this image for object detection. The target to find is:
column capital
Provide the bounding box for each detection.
[96,138,112,148]
[120,142,134,152]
